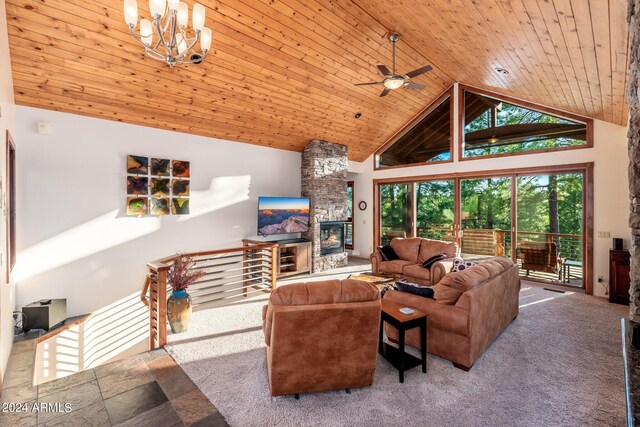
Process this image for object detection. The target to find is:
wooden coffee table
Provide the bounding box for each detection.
[379,299,428,383]
[348,273,395,285]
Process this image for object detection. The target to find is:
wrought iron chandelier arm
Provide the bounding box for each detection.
[145,48,169,61]
[154,17,172,56]
[182,31,201,57]
[128,26,153,50]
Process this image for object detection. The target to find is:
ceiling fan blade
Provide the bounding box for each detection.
[354,82,383,86]
[405,82,426,90]
[377,64,391,76]
[380,88,390,97]
[405,65,433,78]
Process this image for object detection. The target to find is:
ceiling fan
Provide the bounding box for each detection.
[355,34,432,97]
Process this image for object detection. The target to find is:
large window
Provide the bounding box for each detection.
[374,164,593,292]
[461,87,591,159]
[375,89,453,169]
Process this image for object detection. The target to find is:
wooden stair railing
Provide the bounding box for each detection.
[142,240,278,350]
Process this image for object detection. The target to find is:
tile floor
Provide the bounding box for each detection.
[0,332,228,426]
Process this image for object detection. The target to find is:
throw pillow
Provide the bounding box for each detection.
[421,253,447,268]
[395,280,434,299]
[450,258,478,273]
[377,245,399,261]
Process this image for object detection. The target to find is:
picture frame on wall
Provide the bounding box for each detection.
[126,154,190,216]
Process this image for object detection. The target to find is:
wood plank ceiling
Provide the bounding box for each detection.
[5,0,629,162]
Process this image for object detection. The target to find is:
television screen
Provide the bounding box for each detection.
[258,197,310,236]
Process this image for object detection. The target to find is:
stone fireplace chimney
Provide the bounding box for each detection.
[301,140,348,272]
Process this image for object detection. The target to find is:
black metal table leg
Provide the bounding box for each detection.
[379,316,384,353]
[420,317,427,373]
[399,327,405,383]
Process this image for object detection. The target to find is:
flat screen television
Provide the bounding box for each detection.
[258,197,310,236]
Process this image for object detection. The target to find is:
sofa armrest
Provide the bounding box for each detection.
[463,265,520,357]
[263,304,273,346]
[430,257,457,284]
[370,251,383,274]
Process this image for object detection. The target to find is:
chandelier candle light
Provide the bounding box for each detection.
[124,0,212,67]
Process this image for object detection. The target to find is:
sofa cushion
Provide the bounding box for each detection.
[377,245,399,261]
[417,239,458,265]
[441,265,491,291]
[402,263,432,280]
[433,283,463,305]
[396,280,434,298]
[379,260,414,274]
[270,279,379,306]
[390,238,422,263]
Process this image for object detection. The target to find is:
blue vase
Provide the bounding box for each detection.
[167,289,192,333]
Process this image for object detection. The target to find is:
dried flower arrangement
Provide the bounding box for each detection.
[167,254,205,292]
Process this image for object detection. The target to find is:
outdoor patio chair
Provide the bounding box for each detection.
[518,240,563,278]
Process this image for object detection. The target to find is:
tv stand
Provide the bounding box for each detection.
[273,237,309,244]
[275,240,311,278]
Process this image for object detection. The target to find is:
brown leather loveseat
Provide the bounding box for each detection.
[262,279,380,397]
[383,257,520,370]
[370,237,459,286]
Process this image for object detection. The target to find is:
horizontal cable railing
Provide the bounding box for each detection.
[382,226,582,262]
[141,240,278,349]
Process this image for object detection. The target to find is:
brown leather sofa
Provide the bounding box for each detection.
[383,257,520,370]
[370,237,459,286]
[262,279,380,397]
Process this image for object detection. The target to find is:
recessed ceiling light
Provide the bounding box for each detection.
[495,68,509,75]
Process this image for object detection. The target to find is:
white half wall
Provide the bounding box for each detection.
[0,0,17,382]
[15,106,301,362]
[350,85,629,298]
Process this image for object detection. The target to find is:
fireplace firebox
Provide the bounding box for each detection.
[320,222,345,256]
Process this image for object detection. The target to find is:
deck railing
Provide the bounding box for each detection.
[141,240,278,349]
[382,226,582,261]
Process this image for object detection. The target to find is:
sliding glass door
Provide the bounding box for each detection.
[380,183,413,245]
[516,173,584,285]
[460,177,512,258]
[376,166,590,289]
[416,180,455,241]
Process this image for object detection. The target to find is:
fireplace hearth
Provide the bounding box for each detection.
[320,222,345,256]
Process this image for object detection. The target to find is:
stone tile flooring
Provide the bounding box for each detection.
[0,333,228,426]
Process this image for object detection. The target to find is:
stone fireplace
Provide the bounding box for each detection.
[301,140,348,272]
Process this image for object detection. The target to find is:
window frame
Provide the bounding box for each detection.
[6,131,16,283]
[373,86,454,171]
[345,181,354,250]
[458,84,594,162]
[373,162,594,295]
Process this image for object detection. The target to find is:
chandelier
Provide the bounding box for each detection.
[123,0,212,67]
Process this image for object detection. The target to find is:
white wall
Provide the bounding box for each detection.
[0,0,17,382]
[15,106,301,356]
[350,84,630,298]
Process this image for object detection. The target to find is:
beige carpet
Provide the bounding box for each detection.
[165,284,629,427]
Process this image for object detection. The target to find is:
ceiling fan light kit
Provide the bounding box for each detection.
[124,0,212,67]
[354,34,432,97]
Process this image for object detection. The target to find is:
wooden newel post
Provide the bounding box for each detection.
[271,245,278,291]
[157,268,168,347]
[628,0,640,318]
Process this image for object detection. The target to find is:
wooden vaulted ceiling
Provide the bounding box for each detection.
[5,0,629,162]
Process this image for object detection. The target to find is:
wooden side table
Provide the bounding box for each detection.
[379,299,428,383]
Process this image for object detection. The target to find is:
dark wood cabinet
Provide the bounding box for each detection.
[609,249,631,305]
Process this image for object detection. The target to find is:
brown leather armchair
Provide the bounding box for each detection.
[262,279,380,397]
